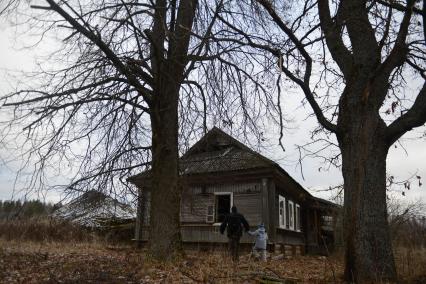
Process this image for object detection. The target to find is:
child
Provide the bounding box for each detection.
[248,223,268,261]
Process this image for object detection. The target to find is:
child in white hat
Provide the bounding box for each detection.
[248,223,268,261]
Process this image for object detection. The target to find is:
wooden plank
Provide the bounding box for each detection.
[268,179,276,242]
[181,191,214,223]
[180,183,262,224]
[134,189,143,241]
[261,178,269,234]
[234,193,262,225]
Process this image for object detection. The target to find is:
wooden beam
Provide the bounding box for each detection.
[261,178,270,237]
[268,179,276,243]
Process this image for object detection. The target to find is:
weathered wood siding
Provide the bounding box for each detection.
[141,191,151,226]
[181,225,256,243]
[138,225,259,244]
[274,230,305,245]
[181,191,214,223]
[272,186,305,246]
[180,182,262,225]
[234,192,262,225]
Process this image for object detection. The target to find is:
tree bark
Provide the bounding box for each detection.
[148,80,182,260]
[146,0,197,260]
[337,84,396,282]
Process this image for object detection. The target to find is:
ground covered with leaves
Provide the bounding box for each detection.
[0,240,424,283]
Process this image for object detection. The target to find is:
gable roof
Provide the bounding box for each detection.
[180,127,278,174]
[129,127,340,210]
[129,127,341,208]
[129,127,279,181]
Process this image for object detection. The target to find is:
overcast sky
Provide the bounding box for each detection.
[1,16,425,206]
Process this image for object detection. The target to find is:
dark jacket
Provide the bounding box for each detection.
[220,212,250,238]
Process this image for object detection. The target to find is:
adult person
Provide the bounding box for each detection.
[220,206,250,261]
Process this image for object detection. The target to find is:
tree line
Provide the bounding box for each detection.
[0,199,56,219]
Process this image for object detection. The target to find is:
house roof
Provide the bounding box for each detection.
[180,127,278,174]
[129,127,278,181]
[129,127,338,208]
[309,196,341,211]
[52,190,136,227]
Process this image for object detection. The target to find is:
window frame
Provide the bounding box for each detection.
[295,203,301,232]
[206,205,215,223]
[288,200,294,230]
[213,192,233,225]
[278,195,286,229]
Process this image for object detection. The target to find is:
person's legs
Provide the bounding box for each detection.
[260,249,267,262]
[234,238,240,261]
[230,237,239,261]
[228,238,233,259]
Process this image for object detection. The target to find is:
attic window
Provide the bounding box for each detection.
[214,192,233,223]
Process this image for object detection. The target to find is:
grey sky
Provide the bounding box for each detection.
[0,15,425,205]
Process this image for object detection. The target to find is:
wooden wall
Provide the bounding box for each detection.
[180,182,262,226]
[135,177,312,251]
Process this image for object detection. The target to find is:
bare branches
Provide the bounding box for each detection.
[1,0,284,199]
[376,0,423,15]
[386,83,426,145]
[42,0,154,105]
[317,0,353,76]
[220,0,338,133]
[379,0,416,79]
[0,0,18,15]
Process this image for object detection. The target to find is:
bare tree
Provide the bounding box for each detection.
[0,0,278,260]
[220,0,425,282]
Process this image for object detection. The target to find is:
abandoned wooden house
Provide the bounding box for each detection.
[129,127,340,255]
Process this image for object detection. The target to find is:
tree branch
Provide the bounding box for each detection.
[317,0,353,76]
[43,0,153,105]
[386,83,426,145]
[379,0,415,78]
[376,0,423,15]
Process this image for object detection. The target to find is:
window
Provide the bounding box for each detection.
[285,199,289,229]
[295,204,301,231]
[288,201,294,230]
[206,205,214,223]
[279,195,286,228]
[321,215,333,228]
[214,193,232,223]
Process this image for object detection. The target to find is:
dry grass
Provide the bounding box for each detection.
[0,218,95,242]
[395,246,426,283]
[0,237,424,283]
[0,239,344,283]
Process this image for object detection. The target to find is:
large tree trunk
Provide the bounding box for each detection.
[338,87,396,282]
[148,81,182,260]
[145,0,197,260]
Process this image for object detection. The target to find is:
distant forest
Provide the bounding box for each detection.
[0,200,57,219]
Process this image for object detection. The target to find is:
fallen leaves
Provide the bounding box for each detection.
[1,240,423,283]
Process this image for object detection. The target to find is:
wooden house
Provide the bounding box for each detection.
[129,127,340,255]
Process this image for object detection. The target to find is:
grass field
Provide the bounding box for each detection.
[1,239,425,283]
